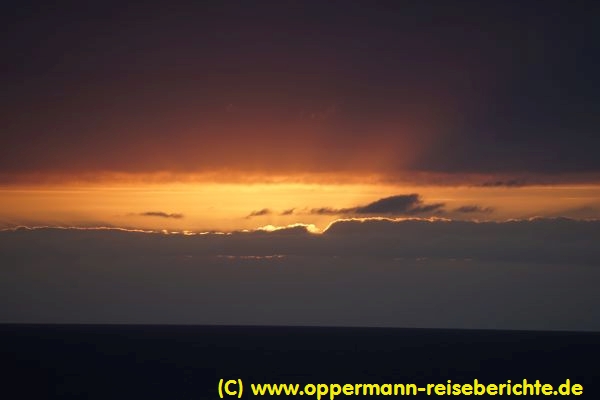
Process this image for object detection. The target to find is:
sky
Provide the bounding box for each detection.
[1,1,600,329]
[1,1,599,231]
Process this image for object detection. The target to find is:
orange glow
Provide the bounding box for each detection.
[1,177,599,232]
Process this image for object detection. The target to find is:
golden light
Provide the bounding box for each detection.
[1,173,599,232]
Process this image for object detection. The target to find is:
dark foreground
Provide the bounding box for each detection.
[1,324,598,399]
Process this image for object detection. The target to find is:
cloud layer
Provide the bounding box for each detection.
[1,218,599,330]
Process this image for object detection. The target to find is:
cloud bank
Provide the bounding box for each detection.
[1,218,599,330]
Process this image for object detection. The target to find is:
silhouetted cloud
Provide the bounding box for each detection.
[2,218,600,330]
[138,211,184,219]
[246,208,272,218]
[355,194,420,214]
[5,217,598,265]
[310,194,445,216]
[280,208,295,216]
[454,205,494,214]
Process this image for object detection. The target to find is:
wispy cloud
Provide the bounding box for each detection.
[246,208,272,219]
[138,211,184,219]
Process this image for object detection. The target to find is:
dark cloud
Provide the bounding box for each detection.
[355,194,432,214]
[3,217,598,265]
[138,211,184,219]
[311,194,445,216]
[1,2,598,179]
[454,205,494,214]
[1,218,600,330]
[280,208,295,216]
[246,208,272,218]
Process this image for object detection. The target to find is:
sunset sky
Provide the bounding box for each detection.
[1,1,599,232]
[1,1,600,329]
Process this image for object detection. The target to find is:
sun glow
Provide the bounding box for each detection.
[257,223,322,234]
[1,179,599,232]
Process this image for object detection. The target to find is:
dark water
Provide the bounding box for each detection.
[1,324,598,398]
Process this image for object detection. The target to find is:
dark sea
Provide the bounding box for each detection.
[1,324,598,399]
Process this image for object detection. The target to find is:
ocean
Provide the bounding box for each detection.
[1,324,598,398]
